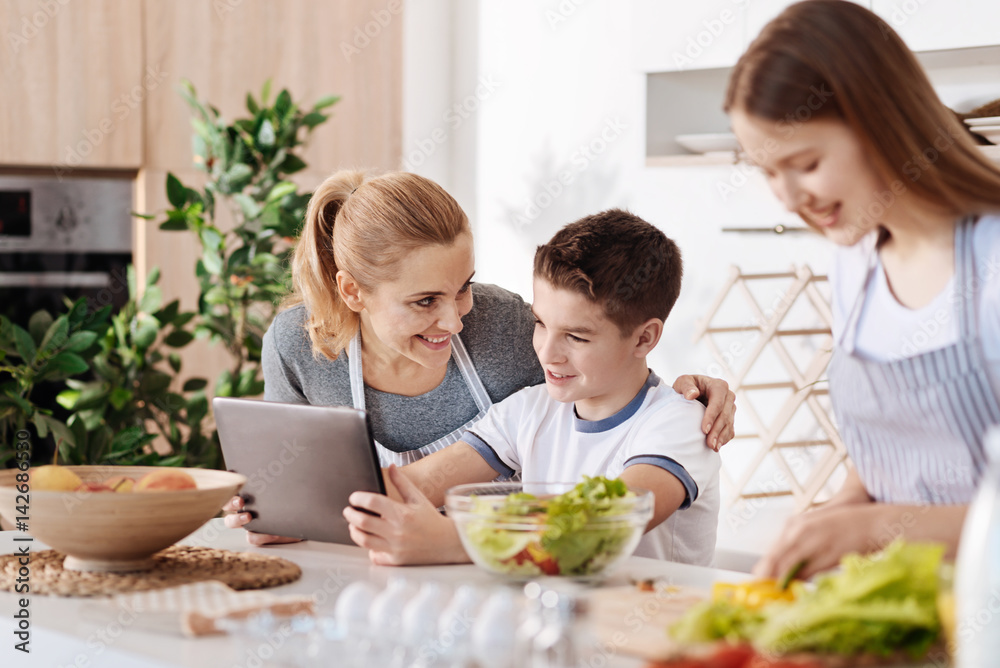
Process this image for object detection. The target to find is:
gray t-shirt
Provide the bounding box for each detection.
[261,282,545,453]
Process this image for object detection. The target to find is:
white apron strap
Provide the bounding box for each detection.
[347,330,494,466]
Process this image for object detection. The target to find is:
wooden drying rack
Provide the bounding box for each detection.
[694,265,846,512]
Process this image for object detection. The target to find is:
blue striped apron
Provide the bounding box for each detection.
[348,331,493,467]
[827,217,1000,505]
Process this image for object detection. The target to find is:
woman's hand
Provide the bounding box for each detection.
[673,374,737,450]
[753,501,968,581]
[344,465,470,566]
[222,496,303,546]
[753,502,880,580]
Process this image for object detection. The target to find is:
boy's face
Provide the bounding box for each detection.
[531,278,644,418]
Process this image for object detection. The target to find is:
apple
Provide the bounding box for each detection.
[104,475,135,493]
[134,469,197,492]
[76,481,114,493]
[30,465,83,491]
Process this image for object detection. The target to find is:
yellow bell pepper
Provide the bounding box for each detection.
[712,578,797,609]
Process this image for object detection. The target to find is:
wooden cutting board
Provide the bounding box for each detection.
[584,584,709,661]
[582,585,947,667]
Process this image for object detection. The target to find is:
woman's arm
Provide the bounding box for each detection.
[672,375,737,450]
[754,500,968,580]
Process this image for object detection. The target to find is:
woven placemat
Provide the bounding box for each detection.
[0,546,302,597]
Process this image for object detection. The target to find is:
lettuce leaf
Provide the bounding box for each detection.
[669,540,945,658]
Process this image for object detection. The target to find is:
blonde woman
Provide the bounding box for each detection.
[726,0,1000,579]
[224,170,737,544]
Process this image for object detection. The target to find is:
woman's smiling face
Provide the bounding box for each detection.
[729,110,890,246]
[356,233,476,369]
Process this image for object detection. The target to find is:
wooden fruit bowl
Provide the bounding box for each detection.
[0,466,245,573]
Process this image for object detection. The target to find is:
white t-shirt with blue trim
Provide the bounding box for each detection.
[462,372,721,566]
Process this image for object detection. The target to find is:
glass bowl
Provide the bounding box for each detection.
[445,481,653,580]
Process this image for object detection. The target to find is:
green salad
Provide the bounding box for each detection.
[462,476,640,577]
[670,540,944,658]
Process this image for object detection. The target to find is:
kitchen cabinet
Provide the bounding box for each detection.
[872,0,1000,52]
[0,0,143,169]
[631,0,749,72]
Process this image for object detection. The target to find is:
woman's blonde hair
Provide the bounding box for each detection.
[725,0,1000,219]
[288,170,470,360]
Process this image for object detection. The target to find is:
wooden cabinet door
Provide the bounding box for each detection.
[0,0,143,169]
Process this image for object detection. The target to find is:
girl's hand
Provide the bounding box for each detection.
[222,496,302,546]
[673,374,737,450]
[344,465,470,566]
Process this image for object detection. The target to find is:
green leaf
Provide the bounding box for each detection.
[313,94,340,110]
[260,79,272,106]
[302,111,327,129]
[28,310,54,345]
[266,181,298,203]
[30,412,49,438]
[257,119,276,147]
[279,153,307,174]
[200,227,223,251]
[203,285,229,305]
[186,394,209,424]
[201,248,223,275]
[139,285,163,314]
[3,389,33,414]
[159,216,189,231]
[38,351,89,380]
[164,330,195,348]
[131,315,160,350]
[147,266,162,286]
[13,324,36,363]
[56,389,81,410]
[246,92,259,115]
[233,193,262,220]
[274,89,292,118]
[166,172,188,208]
[63,330,98,353]
[221,163,254,193]
[109,387,132,411]
[182,378,208,392]
[131,211,157,220]
[168,353,182,373]
[39,316,69,354]
[154,300,180,326]
[172,312,196,328]
[67,298,90,328]
[215,369,234,397]
[139,370,172,395]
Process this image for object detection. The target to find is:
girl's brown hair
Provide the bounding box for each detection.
[288,170,470,360]
[725,0,1000,218]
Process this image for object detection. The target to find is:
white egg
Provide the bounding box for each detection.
[471,588,519,668]
[333,581,379,633]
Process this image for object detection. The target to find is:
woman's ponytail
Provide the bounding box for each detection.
[288,170,367,360]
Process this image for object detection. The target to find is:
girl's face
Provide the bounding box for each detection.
[729,110,890,246]
[355,234,476,370]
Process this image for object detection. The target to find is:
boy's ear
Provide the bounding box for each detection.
[336,270,365,313]
[632,318,663,356]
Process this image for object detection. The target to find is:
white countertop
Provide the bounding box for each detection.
[0,519,750,667]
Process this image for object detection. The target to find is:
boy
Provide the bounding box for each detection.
[344,209,721,566]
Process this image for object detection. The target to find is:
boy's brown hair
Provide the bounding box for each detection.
[533,208,682,337]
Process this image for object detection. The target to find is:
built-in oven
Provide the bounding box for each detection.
[0,174,133,327]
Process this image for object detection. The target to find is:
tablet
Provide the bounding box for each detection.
[213,397,385,544]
